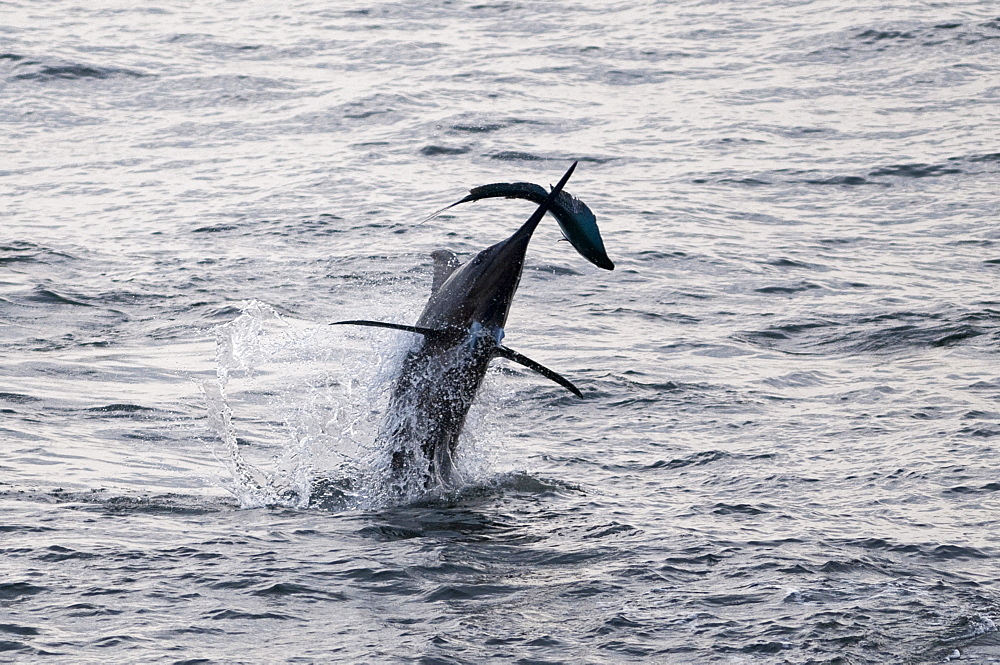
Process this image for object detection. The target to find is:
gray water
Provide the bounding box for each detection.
[2,0,1000,662]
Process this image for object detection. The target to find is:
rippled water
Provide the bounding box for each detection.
[3,0,1000,662]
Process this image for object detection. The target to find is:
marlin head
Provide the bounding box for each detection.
[421,162,614,270]
[416,162,578,332]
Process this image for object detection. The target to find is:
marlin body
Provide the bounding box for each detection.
[332,163,613,488]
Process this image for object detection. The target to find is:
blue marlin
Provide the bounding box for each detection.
[332,162,613,488]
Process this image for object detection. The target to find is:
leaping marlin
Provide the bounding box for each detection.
[331,162,613,489]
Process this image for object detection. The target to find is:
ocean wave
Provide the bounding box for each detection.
[3,55,149,82]
[736,309,997,355]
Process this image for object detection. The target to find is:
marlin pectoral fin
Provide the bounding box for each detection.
[329,320,445,339]
[494,345,583,398]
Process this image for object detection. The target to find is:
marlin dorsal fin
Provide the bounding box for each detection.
[430,249,461,293]
[494,346,583,397]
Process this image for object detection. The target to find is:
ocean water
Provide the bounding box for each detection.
[2,0,999,662]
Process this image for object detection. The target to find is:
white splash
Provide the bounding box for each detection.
[202,300,386,508]
[201,300,512,510]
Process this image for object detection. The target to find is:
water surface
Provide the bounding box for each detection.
[2,0,1000,662]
